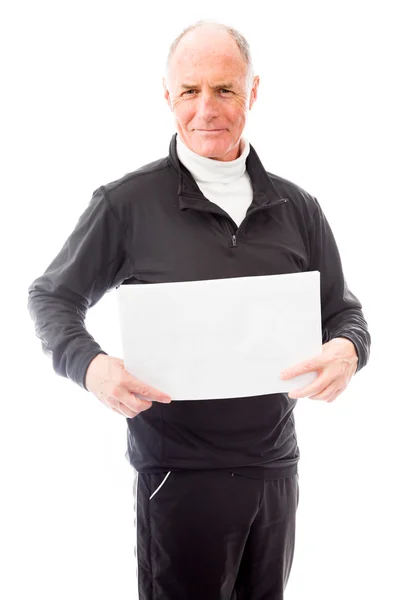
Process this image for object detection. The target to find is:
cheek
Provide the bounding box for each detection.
[225,101,247,123]
[175,102,196,126]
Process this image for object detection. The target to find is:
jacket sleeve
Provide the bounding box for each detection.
[27,186,133,391]
[308,197,371,373]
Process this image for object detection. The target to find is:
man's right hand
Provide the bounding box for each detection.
[85,354,172,418]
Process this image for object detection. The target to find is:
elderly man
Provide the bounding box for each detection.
[28,20,371,600]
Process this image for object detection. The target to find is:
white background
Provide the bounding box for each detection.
[2,1,399,598]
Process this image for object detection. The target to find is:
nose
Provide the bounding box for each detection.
[196,91,220,121]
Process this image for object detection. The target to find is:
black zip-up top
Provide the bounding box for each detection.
[27,133,371,479]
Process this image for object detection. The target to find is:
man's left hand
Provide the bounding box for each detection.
[279,337,358,402]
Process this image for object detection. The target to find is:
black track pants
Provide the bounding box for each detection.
[133,469,299,600]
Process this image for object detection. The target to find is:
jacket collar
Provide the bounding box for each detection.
[167,133,285,212]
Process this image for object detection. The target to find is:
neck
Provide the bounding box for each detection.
[176,135,250,184]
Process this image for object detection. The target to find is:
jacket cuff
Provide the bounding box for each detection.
[76,350,109,391]
[328,332,369,374]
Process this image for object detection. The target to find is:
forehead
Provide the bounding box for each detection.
[169,28,247,84]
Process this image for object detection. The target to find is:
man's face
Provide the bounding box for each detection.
[163,27,259,162]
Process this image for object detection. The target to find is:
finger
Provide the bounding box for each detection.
[127,379,171,403]
[322,385,345,403]
[280,357,325,380]
[325,388,344,403]
[112,399,152,418]
[309,382,343,402]
[121,393,154,415]
[119,402,140,418]
[288,373,333,399]
[111,403,138,418]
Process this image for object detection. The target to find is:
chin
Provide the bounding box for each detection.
[195,139,229,157]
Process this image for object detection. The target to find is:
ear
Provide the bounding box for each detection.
[163,78,173,111]
[249,76,260,110]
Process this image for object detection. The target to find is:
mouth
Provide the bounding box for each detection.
[196,129,226,133]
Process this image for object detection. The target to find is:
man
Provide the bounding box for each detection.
[27,20,371,600]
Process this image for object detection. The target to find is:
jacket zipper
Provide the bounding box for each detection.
[180,193,288,247]
[231,197,288,247]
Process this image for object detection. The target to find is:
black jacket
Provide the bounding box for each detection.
[27,133,371,478]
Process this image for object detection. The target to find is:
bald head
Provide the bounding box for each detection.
[166,21,254,91]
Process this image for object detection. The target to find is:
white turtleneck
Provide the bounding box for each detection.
[176,134,253,228]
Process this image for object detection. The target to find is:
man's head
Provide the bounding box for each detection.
[163,21,259,162]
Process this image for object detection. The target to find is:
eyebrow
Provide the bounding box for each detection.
[180,82,235,90]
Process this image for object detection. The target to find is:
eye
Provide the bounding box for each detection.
[220,89,232,94]
[183,89,197,95]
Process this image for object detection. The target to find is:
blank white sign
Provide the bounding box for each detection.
[116,271,322,400]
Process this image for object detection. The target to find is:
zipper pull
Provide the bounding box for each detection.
[232,234,237,247]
